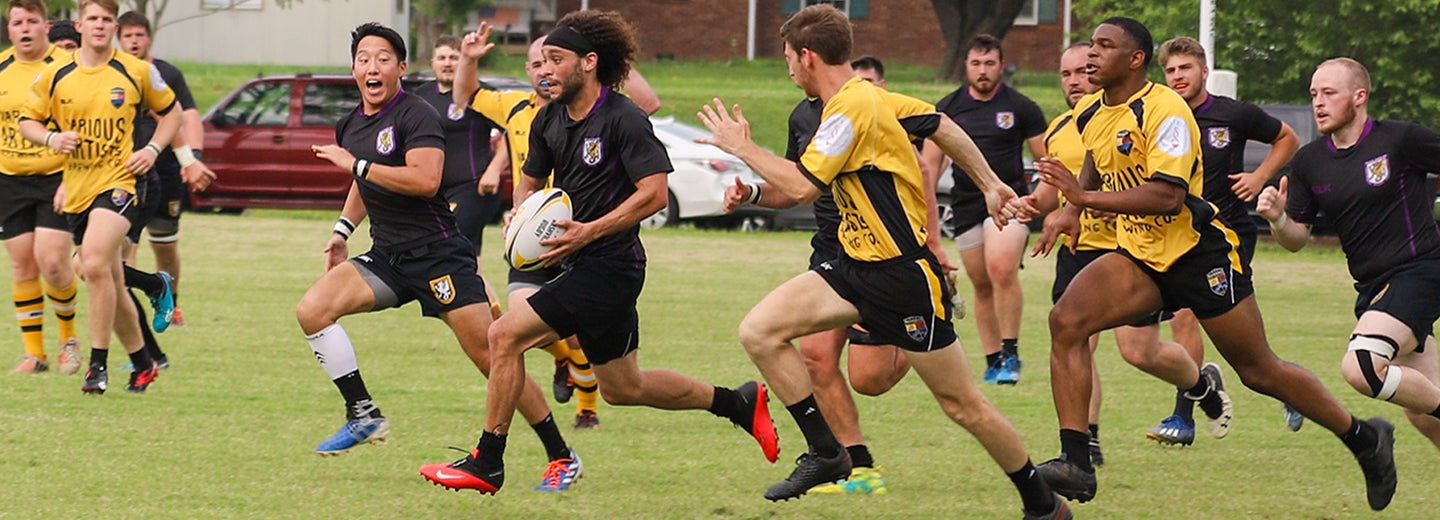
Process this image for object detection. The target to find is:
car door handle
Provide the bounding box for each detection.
[272,134,286,144]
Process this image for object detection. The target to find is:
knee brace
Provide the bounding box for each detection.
[147,217,180,243]
[1349,334,1402,401]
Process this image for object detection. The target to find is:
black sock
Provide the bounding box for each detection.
[530,414,571,461]
[1001,338,1019,356]
[123,265,164,296]
[127,291,165,359]
[708,386,740,419]
[1339,416,1377,455]
[127,349,153,372]
[986,352,1002,367]
[477,430,507,468]
[333,371,373,412]
[1088,423,1100,441]
[1008,460,1058,514]
[1173,388,1197,425]
[90,348,108,368]
[787,395,842,457]
[1431,403,1440,420]
[1059,428,1093,471]
[846,444,874,468]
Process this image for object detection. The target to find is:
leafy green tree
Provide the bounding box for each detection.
[931,0,1028,80]
[1073,0,1440,124]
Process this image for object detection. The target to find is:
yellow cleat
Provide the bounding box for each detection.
[808,466,887,495]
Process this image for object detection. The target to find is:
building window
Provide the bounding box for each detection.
[1013,0,1038,26]
[203,0,262,10]
[805,0,846,13]
[786,0,867,19]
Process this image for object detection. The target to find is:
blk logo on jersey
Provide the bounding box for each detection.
[996,111,1015,130]
[110,189,131,207]
[109,87,125,108]
[1365,155,1390,186]
[447,103,464,121]
[904,315,929,341]
[582,137,603,166]
[1116,130,1134,155]
[1208,127,1231,149]
[1206,267,1230,296]
[430,275,455,304]
[376,126,396,155]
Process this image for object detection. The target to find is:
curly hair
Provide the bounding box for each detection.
[554,10,637,90]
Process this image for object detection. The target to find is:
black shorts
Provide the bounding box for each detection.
[0,173,67,240]
[145,164,184,231]
[1052,248,1109,304]
[508,264,564,292]
[814,252,957,352]
[528,257,644,365]
[128,175,162,243]
[1119,242,1253,321]
[444,182,502,255]
[1354,259,1440,346]
[349,235,490,318]
[67,187,140,246]
[808,231,843,270]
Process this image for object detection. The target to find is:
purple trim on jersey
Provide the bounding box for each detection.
[365,89,408,119]
[1327,118,1376,152]
[428,203,453,239]
[468,118,480,181]
[1400,168,1419,258]
[1195,93,1215,113]
[564,87,612,124]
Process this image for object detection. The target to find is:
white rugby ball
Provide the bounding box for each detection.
[504,188,572,271]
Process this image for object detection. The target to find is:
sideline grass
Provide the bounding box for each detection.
[0,212,1436,519]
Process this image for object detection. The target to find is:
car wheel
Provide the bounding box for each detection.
[640,190,679,229]
[936,195,956,239]
[739,215,771,232]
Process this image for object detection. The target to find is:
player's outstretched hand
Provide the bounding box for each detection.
[989,184,1028,229]
[695,98,751,154]
[539,219,596,267]
[722,176,752,213]
[312,144,356,173]
[323,234,348,272]
[124,146,158,176]
[182,161,216,192]
[1228,171,1266,202]
[460,22,496,60]
[1032,207,1079,258]
[1035,156,1085,204]
[1256,175,1288,223]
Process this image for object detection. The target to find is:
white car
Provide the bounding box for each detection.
[642,116,773,230]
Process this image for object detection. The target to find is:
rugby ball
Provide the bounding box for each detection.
[504,188,572,271]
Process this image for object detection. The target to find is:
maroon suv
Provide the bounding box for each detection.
[193,73,527,211]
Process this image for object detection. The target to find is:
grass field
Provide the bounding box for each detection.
[0,211,1436,519]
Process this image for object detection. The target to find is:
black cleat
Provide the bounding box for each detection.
[81,365,108,394]
[126,366,158,393]
[552,360,574,404]
[1354,417,1397,511]
[1023,493,1073,520]
[1036,456,1096,503]
[764,450,850,501]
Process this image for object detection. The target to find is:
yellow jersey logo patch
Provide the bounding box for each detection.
[430,275,455,304]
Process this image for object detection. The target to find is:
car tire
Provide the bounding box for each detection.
[936,195,956,239]
[640,190,680,229]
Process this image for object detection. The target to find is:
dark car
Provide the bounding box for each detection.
[191,73,527,212]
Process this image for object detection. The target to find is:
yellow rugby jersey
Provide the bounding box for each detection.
[1072,83,1238,271]
[0,45,66,176]
[1044,110,1117,251]
[467,89,545,189]
[799,77,929,262]
[22,48,176,213]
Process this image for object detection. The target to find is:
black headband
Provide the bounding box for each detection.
[546,25,595,56]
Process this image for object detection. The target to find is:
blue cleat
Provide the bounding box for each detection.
[983,361,1000,384]
[1283,404,1304,432]
[1145,414,1196,446]
[315,417,389,456]
[995,353,1022,385]
[535,448,583,491]
[150,271,176,333]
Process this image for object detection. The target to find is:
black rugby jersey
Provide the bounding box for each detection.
[1193,95,1282,237]
[785,98,838,241]
[523,88,673,264]
[1287,119,1440,282]
[336,90,453,252]
[413,80,499,189]
[132,59,196,169]
[935,83,1045,209]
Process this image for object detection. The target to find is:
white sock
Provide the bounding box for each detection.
[306,323,359,380]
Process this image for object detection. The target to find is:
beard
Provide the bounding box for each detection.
[552,62,588,106]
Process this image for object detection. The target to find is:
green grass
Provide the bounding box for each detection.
[174,56,1067,155]
[0,212,1436,519]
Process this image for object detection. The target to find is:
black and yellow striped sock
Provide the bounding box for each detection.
[44,280,78,341]
[13,280,45,359]
[567,344,598,414]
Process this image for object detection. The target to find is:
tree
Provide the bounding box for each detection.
[932,0,1028,81]
[1073,0,1440,125]
[411,0,492,63]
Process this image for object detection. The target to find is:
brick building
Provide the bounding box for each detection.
[538,0,1069,74]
